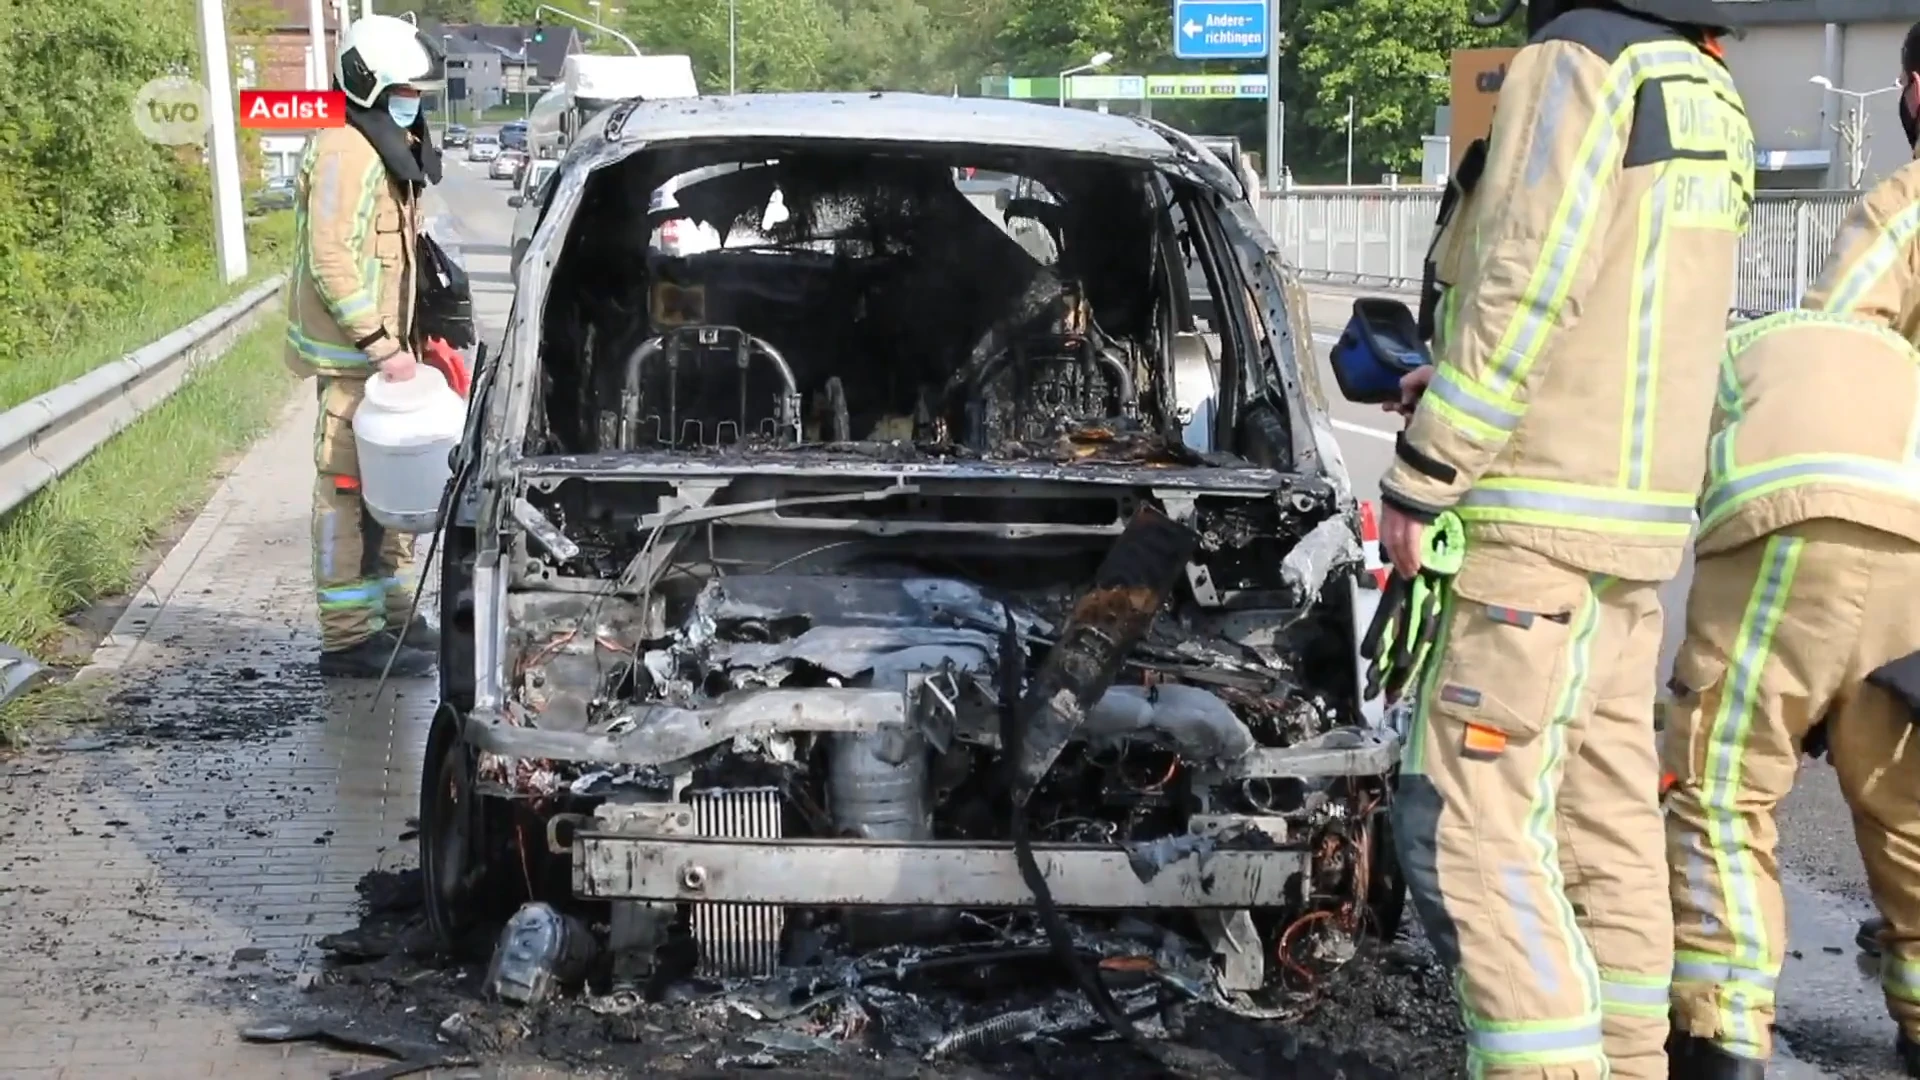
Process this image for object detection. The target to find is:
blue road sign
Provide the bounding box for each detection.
[1173,0,1269,61]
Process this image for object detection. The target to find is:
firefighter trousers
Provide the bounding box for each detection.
[1665,519,1920,1059]
[313,376,416,652]
[1393,541,1671,1080]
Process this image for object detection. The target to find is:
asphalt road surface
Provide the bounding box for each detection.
[423,145,1895,1076]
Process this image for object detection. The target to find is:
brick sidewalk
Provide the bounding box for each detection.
[0,389,436,1079]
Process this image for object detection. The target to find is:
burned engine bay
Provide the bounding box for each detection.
[432,136,1402,1042]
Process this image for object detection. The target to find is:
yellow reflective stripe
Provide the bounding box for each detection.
[1460,1004,1604,1068]
[305,155,385,323]
[286,326,372,369]
[1481,47,1709,398]
[1814,199,1920,314]
[1885,955,1920,1003]
[1425,363,1525,438]
[1695,539,1796,1060]
[1700,453,1920,533]
[1600,971,1672,1018]
[1525,584,1605,1016]
[318,580,386,610]
[1715,342,1743,420]
[1731,306,1916,352]
[1622,171,1671,489]
[1673,952,1778,1060]
[1459,478,1696,534]
[1672,952,1779,992]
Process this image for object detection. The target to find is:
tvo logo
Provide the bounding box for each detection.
[133,77,212,145]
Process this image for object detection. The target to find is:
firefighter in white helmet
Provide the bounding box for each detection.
[285,13,447,677]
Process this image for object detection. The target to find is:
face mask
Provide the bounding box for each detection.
[387,95,420,128]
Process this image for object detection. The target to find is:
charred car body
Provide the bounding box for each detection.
[427,92,1401,1004]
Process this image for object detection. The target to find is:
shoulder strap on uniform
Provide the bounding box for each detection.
[1417,138,1489,343]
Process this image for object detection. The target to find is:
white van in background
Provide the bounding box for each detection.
[527,55,698,159]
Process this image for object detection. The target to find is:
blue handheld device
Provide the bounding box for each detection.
[1328,298,1432,405]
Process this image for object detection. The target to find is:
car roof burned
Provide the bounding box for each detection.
[562,91,1243,197]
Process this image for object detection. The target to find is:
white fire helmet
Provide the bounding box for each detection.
[336,14,447,110]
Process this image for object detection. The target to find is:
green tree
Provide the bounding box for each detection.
[1285,0,1518,179]
[620,0,835,90]
[991,0,1165,75]
[0,0,212,359]
[823,0,955,91]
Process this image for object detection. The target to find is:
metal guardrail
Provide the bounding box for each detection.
[1259,187,1860,318]
[0,276,286,520]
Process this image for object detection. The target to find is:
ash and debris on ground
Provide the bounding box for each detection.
[236,866,1468,1079]
[52,659,332,750]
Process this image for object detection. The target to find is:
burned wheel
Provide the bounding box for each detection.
[421,703,498,952]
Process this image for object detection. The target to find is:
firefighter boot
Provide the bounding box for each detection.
[389,613,441,652]
[1899,1031,1920,1078]
[1668,1031,1766,1080]
[1864,915,1890,957]
[319,629,436,679]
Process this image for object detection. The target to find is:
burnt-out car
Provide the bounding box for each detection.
[427,92,1400,1004]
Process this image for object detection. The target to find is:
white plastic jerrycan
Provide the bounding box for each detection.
[353,362,469,534]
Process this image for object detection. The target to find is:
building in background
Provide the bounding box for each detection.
[425,23,585,116]
[236,0,345,179]
[1430,2,1915,192]
[1718,0,1914,190]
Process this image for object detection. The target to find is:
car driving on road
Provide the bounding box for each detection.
[445,123,470,148]
[425,92,1394,1008]
[489,148,523,181]
[468,132,499,162]
[248,174,296,214]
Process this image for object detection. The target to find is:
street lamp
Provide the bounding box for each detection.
[441,33,453,138]
[1058,50,1114,108]
[1810,75,1901,188]
[533,3,641,58]
[1345,95,1355,185]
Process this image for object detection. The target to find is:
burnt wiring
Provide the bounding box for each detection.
[1269,787,1384,997]
[996,606,1205,1079]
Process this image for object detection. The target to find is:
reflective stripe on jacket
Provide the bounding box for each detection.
[284,125,420,380]
[1697,309,1920,557]
[1380,7,1757,582]
[1800,155,1920,340]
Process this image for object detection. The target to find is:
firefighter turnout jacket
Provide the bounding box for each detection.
[1802,155,1920,339]
[284,124,422,379]
[1381,7,1757,583]
[1698,159,1920,558]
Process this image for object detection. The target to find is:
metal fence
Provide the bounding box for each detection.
[1259,187,1860,317]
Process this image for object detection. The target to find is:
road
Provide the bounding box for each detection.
[428,153,1896,1074]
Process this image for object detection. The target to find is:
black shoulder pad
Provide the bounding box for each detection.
[1533,6,1683,63]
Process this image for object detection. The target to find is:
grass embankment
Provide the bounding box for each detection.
[0,212,301,740]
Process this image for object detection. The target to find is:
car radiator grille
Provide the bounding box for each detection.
[688,787,785,978]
